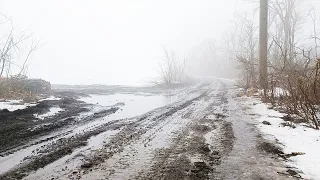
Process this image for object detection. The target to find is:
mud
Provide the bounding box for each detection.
[0,93,123,179]
[75,92,210,173]
[135,119,229,180]
[0,120,123,180]
[133,86,233,180]
[257,141,284,156]
[0,81,296,180]
[0,98,89,154]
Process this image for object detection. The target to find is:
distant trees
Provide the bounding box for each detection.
[268,0,304,73]
[155,47,188,86]
[223,13,259,89]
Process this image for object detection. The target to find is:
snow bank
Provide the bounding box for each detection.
[0,100,36,111]
[34,107,64,120]
[250,100,320,180]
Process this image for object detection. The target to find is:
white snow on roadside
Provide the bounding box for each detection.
[34,107,64,120]
[0,100,36,111]
[248,99,320,180]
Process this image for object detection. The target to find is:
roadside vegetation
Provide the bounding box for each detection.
[152,47,192,87]
[0,14,47,101]
[229,0,320,129]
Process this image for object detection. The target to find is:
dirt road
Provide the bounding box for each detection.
[0,80,295,180]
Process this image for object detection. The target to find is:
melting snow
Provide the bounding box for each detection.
[250,99,320,180]
[0,100,36,111]
[39,96,61,101]
[34,107,64,120]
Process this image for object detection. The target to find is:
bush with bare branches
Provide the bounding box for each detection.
[228,0,320,129]
[0,14,40,100]
[155,47,188,86]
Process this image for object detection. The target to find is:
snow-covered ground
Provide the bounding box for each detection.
[34,107,64,120]
[247,98,320,180]
[0,100,36,111]
[0,96,62,112]
[39,96,61,101]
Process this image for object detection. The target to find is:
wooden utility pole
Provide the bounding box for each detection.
[259,0,268,92]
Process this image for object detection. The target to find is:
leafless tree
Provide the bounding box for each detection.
[157,47,187,85]
[0,14,38,78]
[229,0,320,128]
[268,0,303,71]
[266,0,320,129]
[0,13,39,100]
[223,12,259,89]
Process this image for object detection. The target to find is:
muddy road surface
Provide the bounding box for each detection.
[0,80,295,180]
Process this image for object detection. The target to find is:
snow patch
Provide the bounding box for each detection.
[39,96,61,101]
[273,87,287,97]
[34,107,64,120]
[0,100,36,111]
[250,99,320,180]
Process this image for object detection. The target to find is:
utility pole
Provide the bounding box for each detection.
[259,0,268,93]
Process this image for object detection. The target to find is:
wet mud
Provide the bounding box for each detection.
[0,82,296,180]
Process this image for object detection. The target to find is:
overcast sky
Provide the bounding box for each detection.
[0,0,319,85]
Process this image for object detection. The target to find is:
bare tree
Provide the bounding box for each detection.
[0,14,40,100]
[0,14,38,78]
[224,12,259,89]
[228,0,320,128]
[268,0,303,71]
[157,47,187,86]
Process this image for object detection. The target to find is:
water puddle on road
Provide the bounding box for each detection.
[0,93,178,176]
[80,93,178,120]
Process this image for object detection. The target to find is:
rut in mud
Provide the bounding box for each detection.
[0,81,297,180]
[46,82,235,180]
[0,98,87,154]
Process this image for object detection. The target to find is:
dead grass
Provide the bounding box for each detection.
[0,77,49,102]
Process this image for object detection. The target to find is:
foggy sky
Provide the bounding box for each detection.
[1,0,318,85]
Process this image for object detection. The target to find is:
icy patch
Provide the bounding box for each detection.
[34,107,64,120]
[251,100,320,180]
[0,100,36,111]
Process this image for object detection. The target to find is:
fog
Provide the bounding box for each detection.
[0,0,319,85]
[0,0,243,85]
[3,1,320,179]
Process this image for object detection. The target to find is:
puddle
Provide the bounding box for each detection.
[80,93,177,119]
[0,93,178,175]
